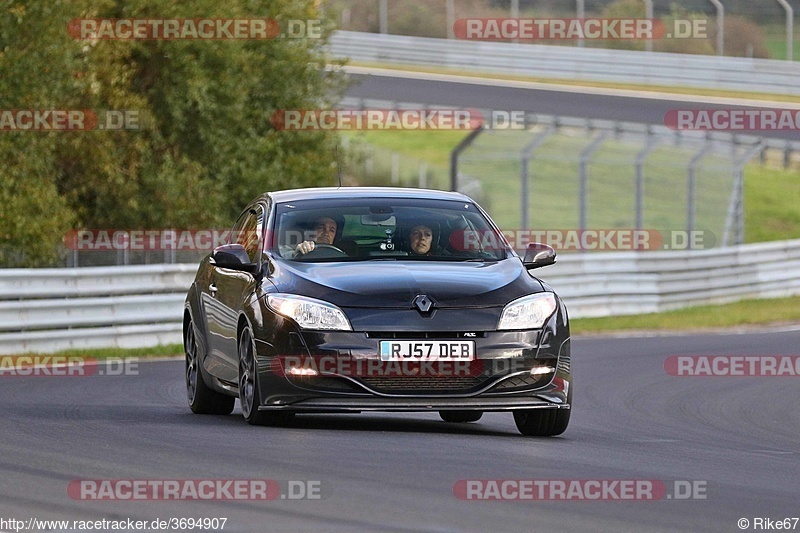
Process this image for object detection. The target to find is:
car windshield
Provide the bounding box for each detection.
[271,197,509,262]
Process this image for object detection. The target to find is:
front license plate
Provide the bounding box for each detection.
[379,340,475,361]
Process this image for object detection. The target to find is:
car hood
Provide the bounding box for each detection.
[268,259,544,308]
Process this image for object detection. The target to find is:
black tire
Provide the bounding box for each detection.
[513,409,570,436]
[238,326,294,426]
[439,410,483,423]
[185,319,235,415]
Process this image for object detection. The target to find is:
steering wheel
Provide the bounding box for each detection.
[300,243,348,258]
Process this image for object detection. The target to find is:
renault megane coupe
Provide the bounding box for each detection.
[183,187,572,436]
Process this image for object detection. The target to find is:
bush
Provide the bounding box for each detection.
[601,0,647,51]
[713,15,771,58]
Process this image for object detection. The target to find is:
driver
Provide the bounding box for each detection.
[294,216,339,256]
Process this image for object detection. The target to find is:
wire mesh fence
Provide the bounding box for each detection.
[454,115,767,252]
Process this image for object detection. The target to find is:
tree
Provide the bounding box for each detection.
[0,0,345,267]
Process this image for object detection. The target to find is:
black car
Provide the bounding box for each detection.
[183,187,572,436]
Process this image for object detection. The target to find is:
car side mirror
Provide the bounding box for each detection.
[522,243,556,269]
[212,244,259,274]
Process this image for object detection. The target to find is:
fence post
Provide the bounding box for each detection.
[687,143,713,248]
[379,0,388,34]
[511,0,519,43]
[391,152,400,185]
[708,0,724,56]
[450,126,484,192]
[644,0,653,52]
[579,132,610,236]
[776,0,794,61]
[635,130,660,230]
[446,0,455,39]
[520,124,557,230]
[730,143,763,245]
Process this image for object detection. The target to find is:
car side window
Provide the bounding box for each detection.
[231,207,263,263]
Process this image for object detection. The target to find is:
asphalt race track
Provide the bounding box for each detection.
[344,69,800,142]
[2,329,799,532]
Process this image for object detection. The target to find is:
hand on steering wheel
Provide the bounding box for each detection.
[295,241,347,257]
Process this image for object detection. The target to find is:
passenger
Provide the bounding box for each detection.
[406,223,448,257]
[408,224,434,256]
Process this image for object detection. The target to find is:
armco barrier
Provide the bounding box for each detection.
[0,264,197,354]
[329,31,800,96]
[1,240,799,354]
[537,239,800,317]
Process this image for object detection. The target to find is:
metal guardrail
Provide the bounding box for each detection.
[538,239,800,317]
[329,31,800,96]
[0,264,197,354]
[2,240,799,354]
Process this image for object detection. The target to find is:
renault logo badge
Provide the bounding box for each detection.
[413,295,435,314]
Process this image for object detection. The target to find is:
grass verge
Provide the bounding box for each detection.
[571,296,800,335]
[7,344,185,360]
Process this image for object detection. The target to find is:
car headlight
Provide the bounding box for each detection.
[497,292,557,330]
[267,294,352,331]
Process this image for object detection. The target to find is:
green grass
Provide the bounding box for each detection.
[348,130,466,168]
[762,23,799,61]
[8,344,184,359]
[571,296,800,335]
[745,165,800,243]
[764,38,800,61]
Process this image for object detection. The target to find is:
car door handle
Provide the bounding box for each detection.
[209,283,218,296]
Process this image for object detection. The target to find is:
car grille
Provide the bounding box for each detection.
[490,373,543,391]
[357,375,488,394]
[365,331,485,339]
[287,375,363,393]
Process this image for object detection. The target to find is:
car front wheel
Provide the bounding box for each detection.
[185,319,235,415]
[238,325,294,426]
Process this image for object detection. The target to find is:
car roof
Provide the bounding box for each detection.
[263,187,472,204]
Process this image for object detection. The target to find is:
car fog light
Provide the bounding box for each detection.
[288,367,319,376]
[530,366,554,376]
